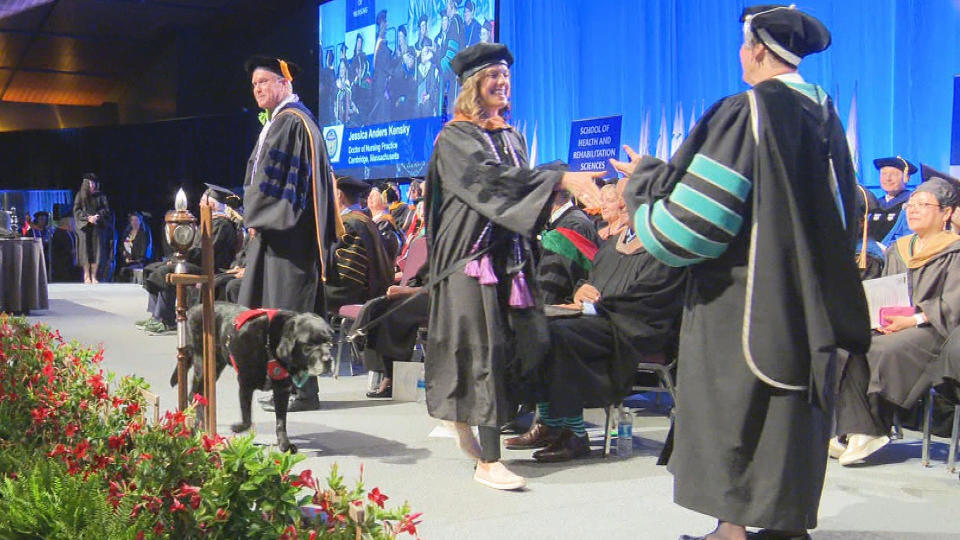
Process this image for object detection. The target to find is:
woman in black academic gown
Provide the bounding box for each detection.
[72,173,110,284]
[424,43,601,491]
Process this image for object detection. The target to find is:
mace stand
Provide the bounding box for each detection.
[167,204,217,434]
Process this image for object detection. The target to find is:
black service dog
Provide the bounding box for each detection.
[170,301,334,453]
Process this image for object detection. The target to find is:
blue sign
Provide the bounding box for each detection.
[346,0,376,32]
[326,116,444,171]
[568,115,622,178]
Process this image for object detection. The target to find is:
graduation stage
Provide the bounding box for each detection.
[25,283,960,540]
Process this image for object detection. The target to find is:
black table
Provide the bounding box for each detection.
[0,238,49,314]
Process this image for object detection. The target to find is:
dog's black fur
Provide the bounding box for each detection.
[170,301,334,453]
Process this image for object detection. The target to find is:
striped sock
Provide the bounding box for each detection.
[564,414,587,437]
[537,402,562,428]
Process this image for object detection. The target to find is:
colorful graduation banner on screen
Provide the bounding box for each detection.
[568,115,622,178]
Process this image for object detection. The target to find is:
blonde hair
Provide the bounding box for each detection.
[454,65,510,120]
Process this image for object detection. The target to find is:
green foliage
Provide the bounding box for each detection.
[0,315,422,539]
[0,458,133,540]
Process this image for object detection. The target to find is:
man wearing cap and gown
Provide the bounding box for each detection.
[240,56,339,412]
[140,185,241,334]
[535,161,602,305]
[867,156,916,245]
[834,175,960,466]
[612,5,869,539]
[325,176,393,312]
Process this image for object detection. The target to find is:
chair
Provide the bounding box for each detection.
[331,235,429,378]
[602,351,677,457]
[920,387,960,472]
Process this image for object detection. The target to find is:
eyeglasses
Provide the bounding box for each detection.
[904,202,943,211]
[251,77,285,89]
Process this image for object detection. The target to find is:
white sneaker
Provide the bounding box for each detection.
[828,436,846,459]
[473,461,526,491]
[838,434,890,466]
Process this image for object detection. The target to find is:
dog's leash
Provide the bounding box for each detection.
[345,243,494,342]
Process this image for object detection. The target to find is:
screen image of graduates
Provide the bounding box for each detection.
[319,0,496,129]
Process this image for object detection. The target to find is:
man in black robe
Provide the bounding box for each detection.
[537,175,601,305]
[139,187,241,334]
[613,6,869,539]
[868,156,916,243]
[239,56,339,412]
[508,225,684,462]
[324,176,393,312]
[50,215,81,282]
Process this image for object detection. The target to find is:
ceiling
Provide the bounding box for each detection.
[0,0,298,107]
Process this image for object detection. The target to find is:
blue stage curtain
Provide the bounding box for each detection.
[500,0,960,188]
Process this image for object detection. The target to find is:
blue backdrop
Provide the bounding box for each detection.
[499,0,960,189]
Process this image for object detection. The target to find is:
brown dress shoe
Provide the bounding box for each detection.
[533,429,591,462]
[503,422,561,450]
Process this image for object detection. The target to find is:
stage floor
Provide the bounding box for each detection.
[25,283,960,540]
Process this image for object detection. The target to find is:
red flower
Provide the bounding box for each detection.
[65,423,79,437]
[152,522,164,535]
[193,393,208,406]
[73,440,90,459]
[308,531,318,540]
[367,487,388,508]
[215,508,229,521]
[189,493,202,510]
[108,435,125,450]
[201,433,224,452]
[178,482,200,496]
[41,348,54,364]
[291,469,316,489]
[397,512,423,536]
[135,531,144,540]
[111,396,124,409]
[47,443,67,457]
[170,497,186,513]
[124,402,141,417]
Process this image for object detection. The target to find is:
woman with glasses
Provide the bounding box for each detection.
[834,176,960,466]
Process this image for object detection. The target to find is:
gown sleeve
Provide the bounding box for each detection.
[434,123,562,238]
[624,96,754,267]
[243,114,313,233]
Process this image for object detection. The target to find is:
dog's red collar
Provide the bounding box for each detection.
[229,309,288,380]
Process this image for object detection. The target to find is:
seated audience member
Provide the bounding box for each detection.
[368,186,405,262]
[214,225,251,304]
[325,176,394,312]
[116,212,150,282]
[506,215,685,462]
[354,261,430,398]
[138,185,241,334]
[596,183,627,240]
[50,215,82,282]
[25,211,53,243]
[868,156,916,245]
[537,165,601,304]
[834,177,960,465]
[853,184,885,279]
[386,182,412,227]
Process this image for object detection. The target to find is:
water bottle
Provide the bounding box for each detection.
[617,406,634,458]
[416,374,426,403]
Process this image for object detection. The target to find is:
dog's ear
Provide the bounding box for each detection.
[274,314,299,363]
